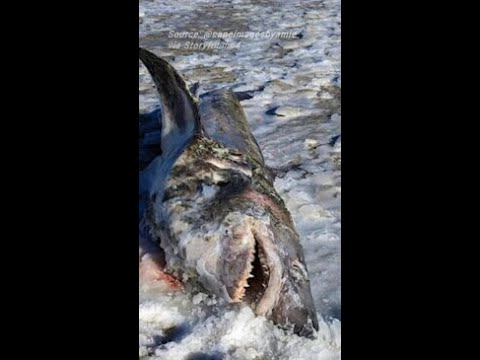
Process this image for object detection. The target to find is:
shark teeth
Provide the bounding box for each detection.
[229,225,271,304]
[231,246,256,302]
[236,239,271,304]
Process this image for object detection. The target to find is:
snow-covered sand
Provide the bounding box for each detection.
[139,0,341,358]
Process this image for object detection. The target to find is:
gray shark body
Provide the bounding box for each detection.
[139,48,318,337]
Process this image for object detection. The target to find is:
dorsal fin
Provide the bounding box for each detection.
[139,48,202,156]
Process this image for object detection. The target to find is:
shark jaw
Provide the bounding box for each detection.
[223,220,283,319]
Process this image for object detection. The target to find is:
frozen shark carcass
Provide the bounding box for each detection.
[139,47,319,337]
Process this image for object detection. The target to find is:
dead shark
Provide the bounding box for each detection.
[138,47,319,337]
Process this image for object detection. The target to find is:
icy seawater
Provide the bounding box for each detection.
[139,0,341,358]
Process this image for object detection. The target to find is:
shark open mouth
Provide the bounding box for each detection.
[229,225,283,316]
[228,237,268,303]
[243,240,270,307]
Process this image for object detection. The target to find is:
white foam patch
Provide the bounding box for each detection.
[139,291,341,360]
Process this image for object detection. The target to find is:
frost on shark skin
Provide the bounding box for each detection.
[139,47,319,337]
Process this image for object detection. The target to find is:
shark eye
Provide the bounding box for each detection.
[217,180,230,187]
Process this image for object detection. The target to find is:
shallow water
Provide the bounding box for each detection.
[139,0,341,358]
